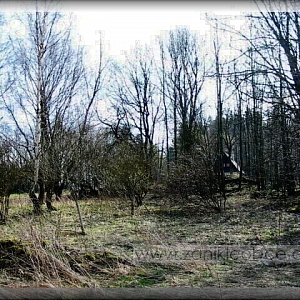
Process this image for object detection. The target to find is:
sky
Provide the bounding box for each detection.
[65,1,255,62]
[1,0,293,143]
[0,0,261,140]
[0,1,258,62]
[62,0,255,117]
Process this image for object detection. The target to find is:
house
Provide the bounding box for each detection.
[222,152,243,176]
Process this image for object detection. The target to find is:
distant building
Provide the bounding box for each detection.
[222,152,243,176]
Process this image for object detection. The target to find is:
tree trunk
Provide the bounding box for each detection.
[130,198,134,216]
[214,30,226,203]
[0,195,10,224]
[45,186,57,211]
[29,186,42,215]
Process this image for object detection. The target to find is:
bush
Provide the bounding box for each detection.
[105,142,150,215]
[166,154,226,212]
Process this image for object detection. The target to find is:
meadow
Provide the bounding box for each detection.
[0,190,300,288]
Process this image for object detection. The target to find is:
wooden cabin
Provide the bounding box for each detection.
[222,152,243,176]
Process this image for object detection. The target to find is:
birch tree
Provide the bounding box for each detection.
[2,10,83,213]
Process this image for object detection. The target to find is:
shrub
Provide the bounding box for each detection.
[166,154,226,212]
[105,142,150,215]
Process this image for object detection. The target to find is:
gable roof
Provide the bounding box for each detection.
[223,152,244,174]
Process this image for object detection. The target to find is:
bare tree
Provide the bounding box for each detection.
[223,109,236,161]
[164,28,206,157]
[2,9,84,214]
[212,22,227,202]
[245,5,299,195]
[69,34,107,234]
[158,37,170,174]
[232,61,245,190]
[109,46,160,178]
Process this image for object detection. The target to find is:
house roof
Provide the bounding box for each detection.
[223,152,244,174]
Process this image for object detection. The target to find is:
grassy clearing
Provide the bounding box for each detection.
[0,191,299,287]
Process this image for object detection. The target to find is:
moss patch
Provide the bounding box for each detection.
[0,239,28,269]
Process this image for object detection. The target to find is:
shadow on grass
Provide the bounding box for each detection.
[118,262,183,287]
[143,197,220,220]
[262,229,300,245]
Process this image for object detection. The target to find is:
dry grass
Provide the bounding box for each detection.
[15,222,91,287]
[0,191,299,287]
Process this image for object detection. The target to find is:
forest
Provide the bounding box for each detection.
[0,0,299,292]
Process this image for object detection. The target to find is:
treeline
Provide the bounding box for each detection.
[0,2,299,221]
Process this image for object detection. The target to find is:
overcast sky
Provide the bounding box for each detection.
[1,1,259,61]
[66,1,257,62]
[0,1,262,130]
[68,1,254,117]
[0,1,284,142]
